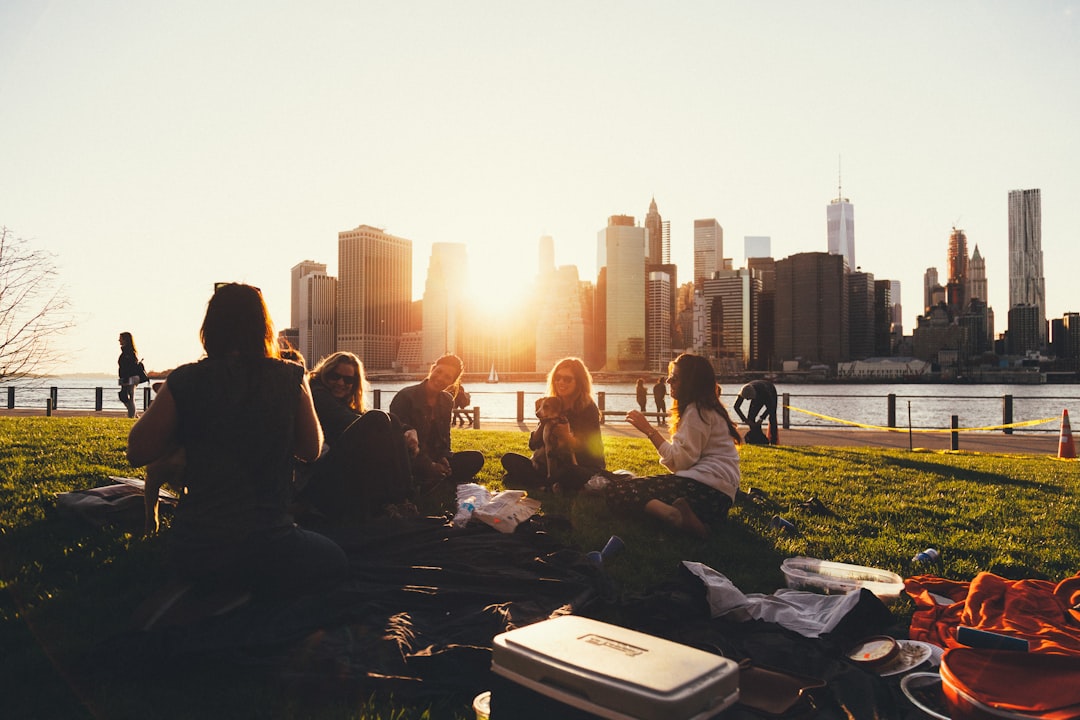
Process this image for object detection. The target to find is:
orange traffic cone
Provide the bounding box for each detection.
[1058,409,1076,460]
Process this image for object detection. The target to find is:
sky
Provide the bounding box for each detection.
[2,1,1078,374]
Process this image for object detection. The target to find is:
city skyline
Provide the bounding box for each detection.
[1,2,1077,373]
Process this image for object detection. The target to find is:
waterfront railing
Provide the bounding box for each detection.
[1,383,1073,434]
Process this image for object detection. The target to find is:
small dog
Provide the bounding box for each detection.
[531,396,577,480]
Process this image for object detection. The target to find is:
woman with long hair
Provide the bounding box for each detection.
[389,354,484,495]
[500,356,606,493]
[303,351,417,521]
[126,283,346,596]
[605,353,742,538]
[117,331,142,418]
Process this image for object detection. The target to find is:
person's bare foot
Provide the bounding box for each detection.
[673,497,708,539]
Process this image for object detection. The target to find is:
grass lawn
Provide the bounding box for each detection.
[2,417,1079,718]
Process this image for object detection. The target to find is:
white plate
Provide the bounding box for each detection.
[877,640,934,677]
[900,672,950,720]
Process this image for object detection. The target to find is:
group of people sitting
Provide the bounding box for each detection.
[126,283,769,600]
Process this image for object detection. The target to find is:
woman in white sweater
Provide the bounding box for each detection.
[606,353,742,538]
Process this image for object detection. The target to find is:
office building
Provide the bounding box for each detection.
[947,227,968,312]
[700,268,759,372]
[775,252,849,366]
[924,268,940,312]
[598,215,646,371]
[298,271,337,368]
[849,270,876,360]
[1008,188,1047,345]
[290,260,326,330]
[421,243,468,366]
[827,187,855,271]
[536,265,587,370]
[693,219,723,290]
[644,198,663,266]
[645,270,672,373]
[336,224,412,371]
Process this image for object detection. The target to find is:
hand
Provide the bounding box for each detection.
[434,457,452,478]
[403,429,419,456]
[625,410,652,435]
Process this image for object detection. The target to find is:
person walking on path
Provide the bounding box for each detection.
[734,379,779,445]
[652,376,667,426]
[118,331,144,418]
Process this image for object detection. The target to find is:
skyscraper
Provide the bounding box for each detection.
[336,224,412,371]
[645,270,672,373]
[298,271,337,367]
[644,198,663,266]
[924,268,940,311]
[947,227,968,312]
[290,260,326,329]
[693,219,723,290]
[598,215,646,371]
[775,252,849,366]
[827,185,855,271]
[1008,188,1047,345]
[421,243,468,366]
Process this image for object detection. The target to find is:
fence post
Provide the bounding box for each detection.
[373,388,382,410]
[49,386,58,410]
[887,394,896,428]
[46,398,53,416]
[782,392,790,429]
[95,387,103,411]
[472,406,480,430]
[7,387,13,409]
[143,386,151,409]
[951,415,959,451]
[1002,394,1013,435]
[598,391,606,424]
[516,391,524,423]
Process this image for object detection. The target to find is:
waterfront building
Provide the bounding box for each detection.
[336,224,412,371]
[536,264,587,371]
[1054,313,1080,371]
[646,270,672,373]
[888,279,903,337]
[775,252,849,367]
[701,269,759,373]
[836,356,930,379]
[290,260,326,330]
[421,242,468,366]
[912,304,962,366]
[744,236,771,263]
[958,299,993,363]
[924,267,940,312]
[849,270,876,360]
[644,198,663,266]
[874,279,893,356]
[598,215,646,371]
[298,270,337,368]
[1008,188,1047,345]
[1006,303,1042,356]
[693,219,723,291]
[947,227,968,313]
[827,187,855,271]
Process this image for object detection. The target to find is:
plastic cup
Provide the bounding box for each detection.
[600,535,625,559]
[473,691,490,720]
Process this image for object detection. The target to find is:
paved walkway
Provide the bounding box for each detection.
[1,408,1066,456]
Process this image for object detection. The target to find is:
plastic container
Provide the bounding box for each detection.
[491,615,739,720]
[473,691,490,720]
[911,548,940,564]
[780,556,905,602]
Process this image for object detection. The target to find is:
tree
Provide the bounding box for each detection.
[0,226,75,380]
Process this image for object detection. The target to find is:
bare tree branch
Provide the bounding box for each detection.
[0,226,76,381]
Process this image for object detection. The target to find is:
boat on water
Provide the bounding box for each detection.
[486,363,499,384]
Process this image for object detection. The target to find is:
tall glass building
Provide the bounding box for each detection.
[598,215,646,371]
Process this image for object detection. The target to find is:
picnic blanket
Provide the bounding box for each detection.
[906,571,1080,655]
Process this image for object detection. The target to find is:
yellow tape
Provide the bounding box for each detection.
[784,405,1057,434]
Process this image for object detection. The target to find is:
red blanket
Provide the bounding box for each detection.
[906,571,1080,654]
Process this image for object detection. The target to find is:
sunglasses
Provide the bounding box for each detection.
[326,370,359,387]
[553,374,576,384]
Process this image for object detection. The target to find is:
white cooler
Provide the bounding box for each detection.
[491,615,739,720]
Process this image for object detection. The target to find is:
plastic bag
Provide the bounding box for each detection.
[453,482,491,527]
[473,490,542,534]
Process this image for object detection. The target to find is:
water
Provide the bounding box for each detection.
[7,377,1076,433]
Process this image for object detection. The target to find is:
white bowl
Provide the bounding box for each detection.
[780,556,905,602]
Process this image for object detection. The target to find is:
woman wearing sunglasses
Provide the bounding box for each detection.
[500,356,607,493]
[607,353,742,539]
[301,351,416,521]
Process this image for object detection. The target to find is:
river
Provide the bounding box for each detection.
[4,377,1077,433]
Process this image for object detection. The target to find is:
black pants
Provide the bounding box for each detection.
[301,411,415,522]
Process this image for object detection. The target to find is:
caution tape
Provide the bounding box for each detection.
[784,405,1058,434]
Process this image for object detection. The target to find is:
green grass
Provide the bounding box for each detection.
[2,417,1079,718]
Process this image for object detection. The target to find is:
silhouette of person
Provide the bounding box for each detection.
[734,379,779,445]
